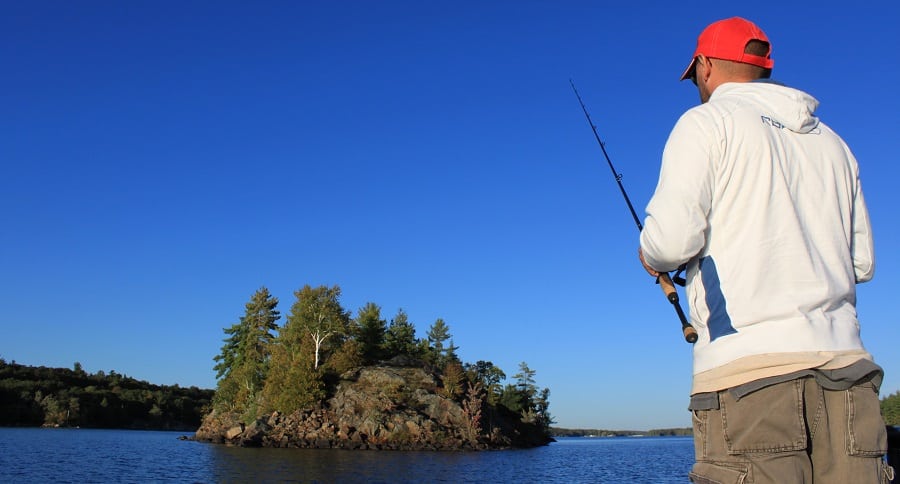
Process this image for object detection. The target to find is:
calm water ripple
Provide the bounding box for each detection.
[0,428,693,483]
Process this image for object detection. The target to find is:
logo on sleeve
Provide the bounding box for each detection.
[761,116,784,129]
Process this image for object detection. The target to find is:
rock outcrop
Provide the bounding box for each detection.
[194,364,552,450]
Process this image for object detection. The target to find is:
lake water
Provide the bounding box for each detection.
[0,428,694,483]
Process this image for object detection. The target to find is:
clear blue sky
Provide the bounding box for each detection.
[3,2,898,430]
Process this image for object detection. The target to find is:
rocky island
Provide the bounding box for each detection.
[196,285,553,450]
[195,360,552,450]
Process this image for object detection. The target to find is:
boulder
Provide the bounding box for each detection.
[225,425,243,440]
[240,419,269,447]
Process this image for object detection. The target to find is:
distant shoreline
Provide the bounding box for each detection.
[550,427,692,438]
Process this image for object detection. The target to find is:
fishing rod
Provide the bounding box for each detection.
[570,79,698,344]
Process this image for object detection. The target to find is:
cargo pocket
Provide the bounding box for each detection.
[847,382,888,457]
[720,379,807,454]
[692,410,708,461]
[688,462,748,484]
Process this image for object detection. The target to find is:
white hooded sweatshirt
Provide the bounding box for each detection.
[640,81,875,392]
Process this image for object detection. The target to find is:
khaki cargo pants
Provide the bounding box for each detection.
[689,377,894,483]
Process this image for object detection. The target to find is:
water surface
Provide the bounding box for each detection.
[0,428,693,483]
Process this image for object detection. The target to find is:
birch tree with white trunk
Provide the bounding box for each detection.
[288,284,351,370]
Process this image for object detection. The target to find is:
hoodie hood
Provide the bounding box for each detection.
[712,81,821,134]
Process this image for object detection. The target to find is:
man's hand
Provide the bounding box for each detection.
[638,247,660,278]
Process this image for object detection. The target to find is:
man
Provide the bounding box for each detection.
[638,17,892,483]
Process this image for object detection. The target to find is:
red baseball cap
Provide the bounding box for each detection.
[680,17,774,81]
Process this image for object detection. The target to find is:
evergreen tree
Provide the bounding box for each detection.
[213,322,243,381]
[427,318,451,353]
[212,287,280,413]
[445,338,460,364]
[509,362,553,432]
[513,361,537,402]
[383,308,418,359]
[534,387,554,430]
[498,383,523,413]
[426,318,452,366]
[355,302,386,364]
[238,288,281,398]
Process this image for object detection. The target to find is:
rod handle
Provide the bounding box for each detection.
[658,273,699,344]
[683,324,699,344]
[658,272,678,303]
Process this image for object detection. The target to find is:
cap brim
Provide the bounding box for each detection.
[680,57,697,81]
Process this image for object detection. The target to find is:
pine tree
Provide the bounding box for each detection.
[498,383,523,413]
[445,338,460,364]
[212,287,280,413]
[534,387,554,430]
[355,302,386,364]
[513,362,537,402]
[510,362,553,432]
[383,308,418,359]
[426,318,452,367]
[213,322,243,381]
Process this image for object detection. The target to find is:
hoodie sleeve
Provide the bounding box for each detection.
[850,166,875,283]
[640,109,717,272]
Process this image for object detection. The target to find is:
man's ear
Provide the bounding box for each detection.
[697,55,713,83]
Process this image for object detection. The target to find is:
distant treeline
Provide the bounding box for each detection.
[550,389,900,438]
[0,359,213,430]
[550,427,692,437]
[883,390,900,426]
